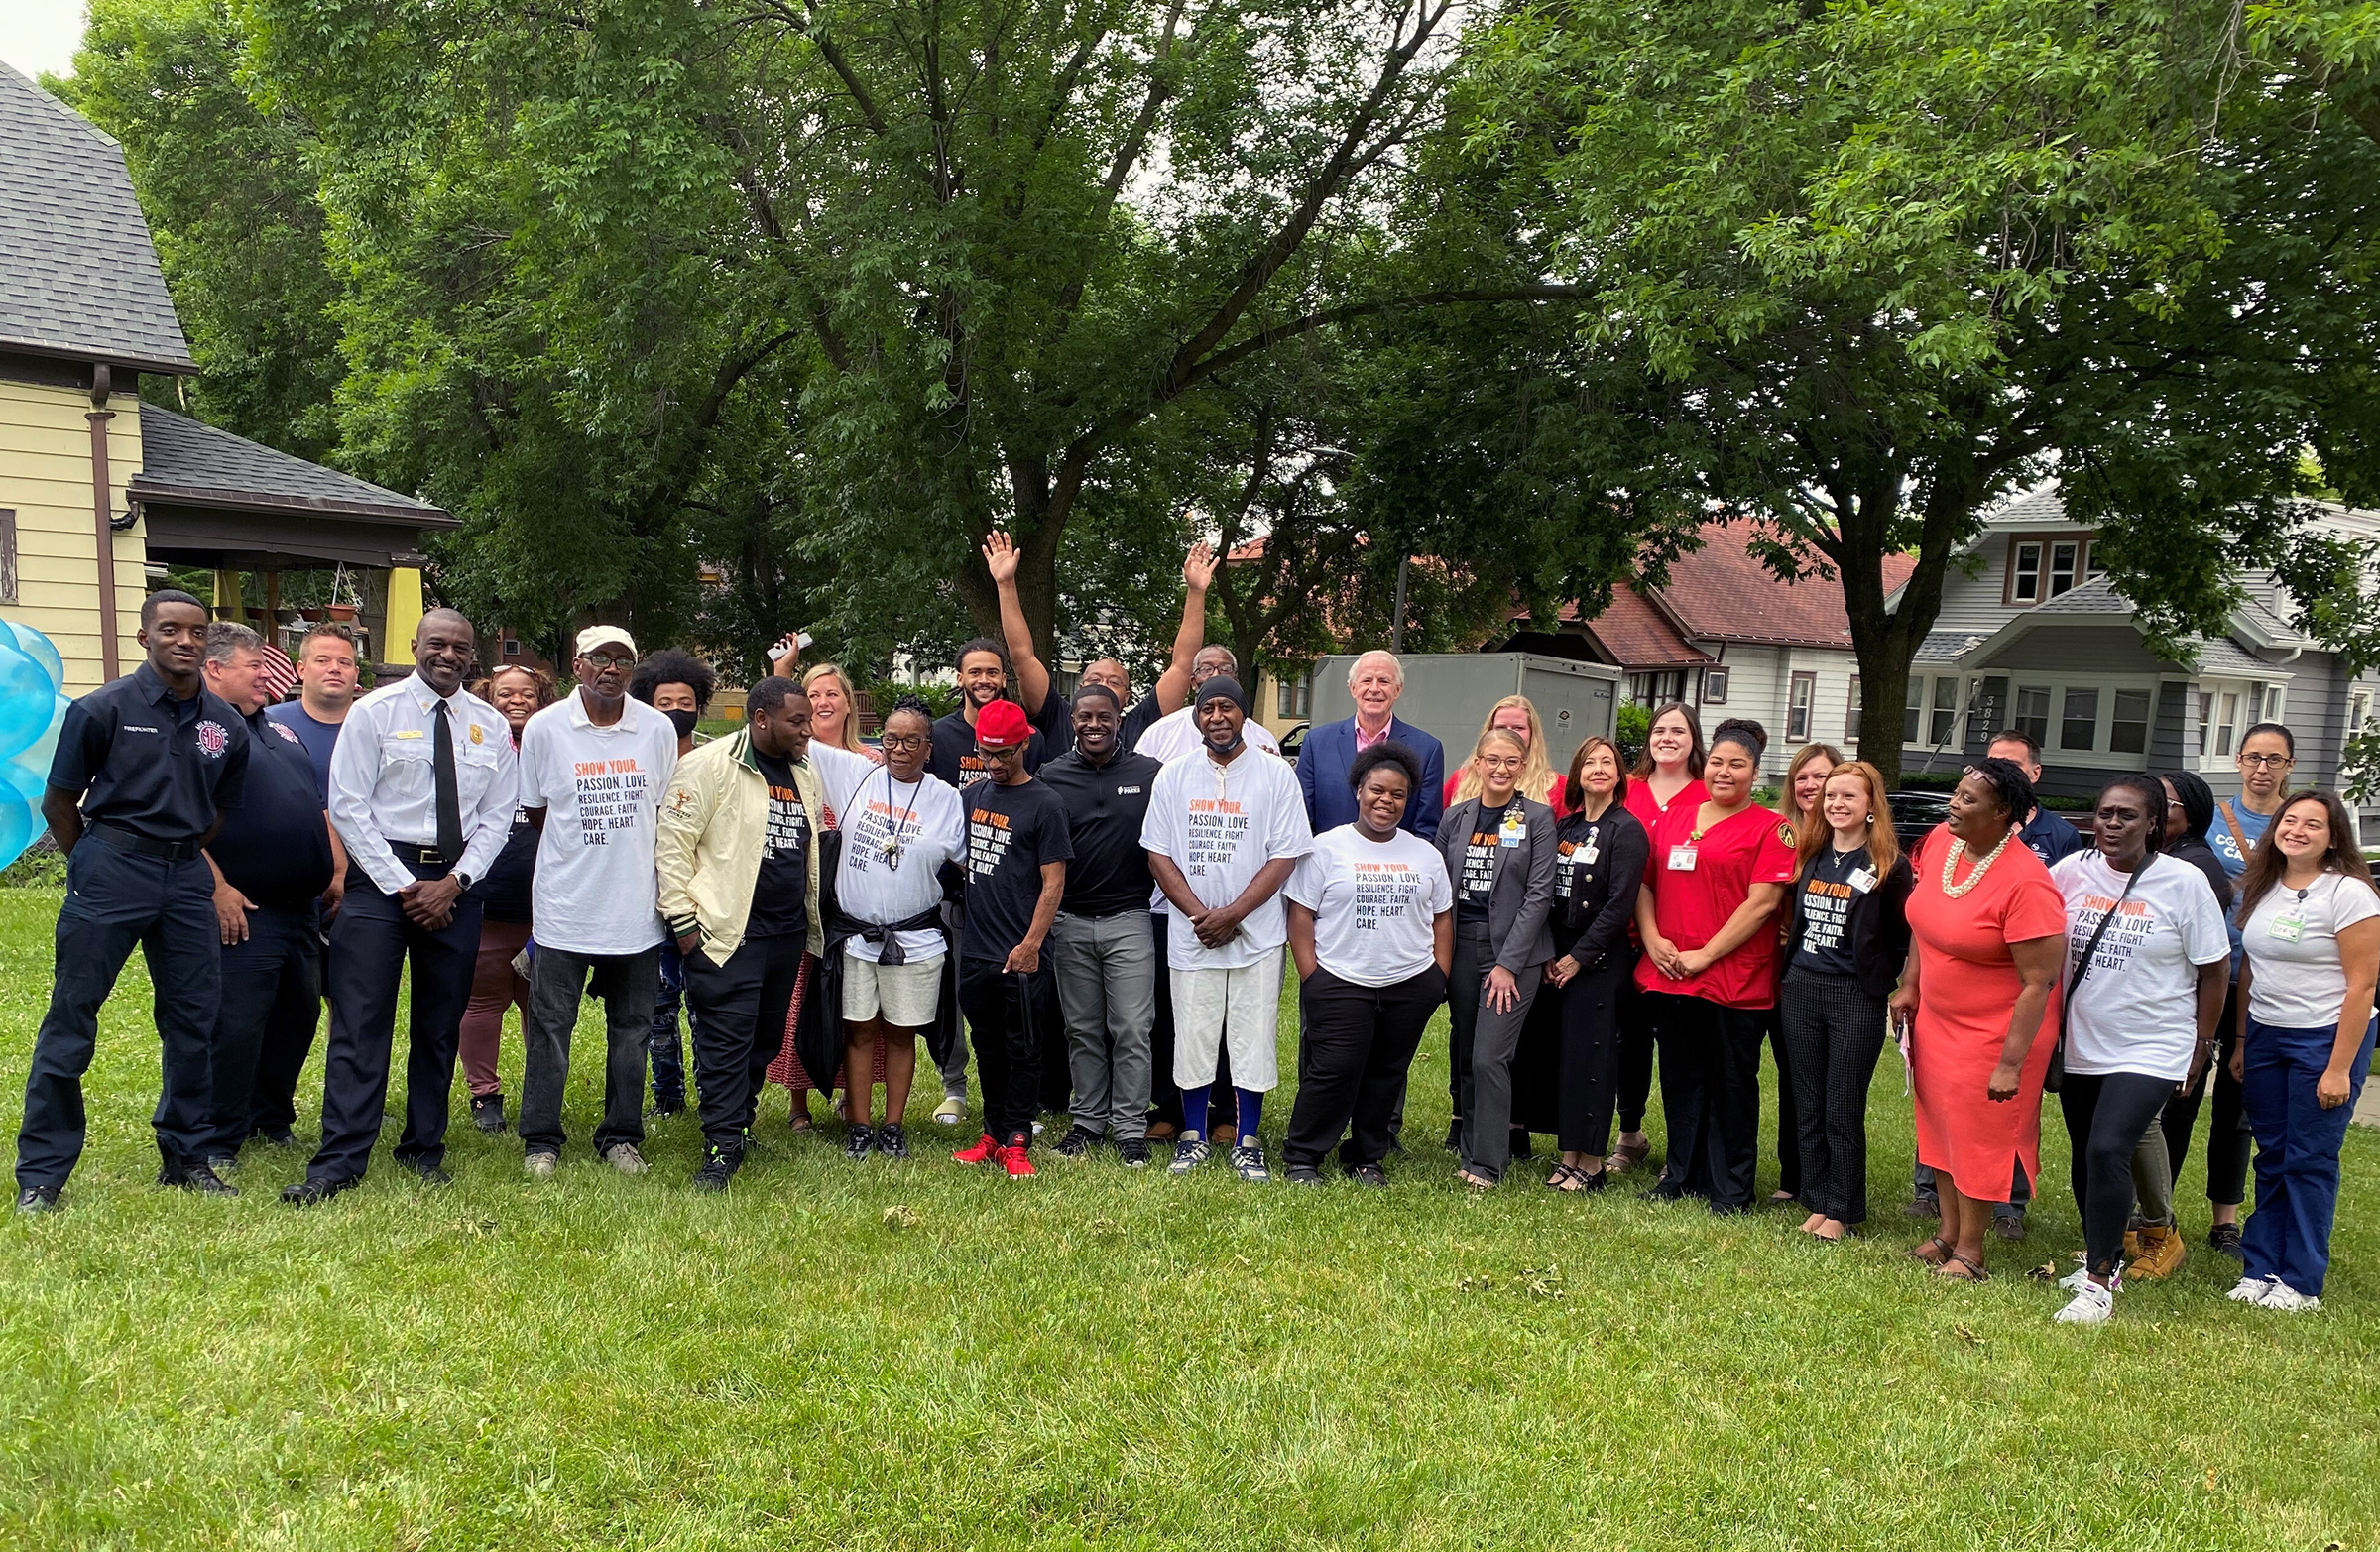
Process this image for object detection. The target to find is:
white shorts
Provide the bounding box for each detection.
[1169,955,1284,1093]
[842,950,944,1028]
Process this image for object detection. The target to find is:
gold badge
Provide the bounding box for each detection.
[470,723,485,745]
[1778,822,1796,846]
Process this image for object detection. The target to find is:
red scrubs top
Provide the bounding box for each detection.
[1634,797,1799,1008]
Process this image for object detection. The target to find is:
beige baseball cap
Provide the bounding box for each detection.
[575,624,637,657]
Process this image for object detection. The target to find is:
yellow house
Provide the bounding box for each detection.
[0,62,452,694]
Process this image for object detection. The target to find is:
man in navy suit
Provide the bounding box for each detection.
[1295,651,1446,841]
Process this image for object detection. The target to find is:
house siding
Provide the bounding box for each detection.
[0,378,146,693]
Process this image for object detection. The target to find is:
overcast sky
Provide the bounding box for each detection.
[0,0,85,82]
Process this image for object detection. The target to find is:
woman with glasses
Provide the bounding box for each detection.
[1889,758,2067,1282]
[1608,702,1708,1174]
[805,696,965,1158]
[1438,727,1560,1188]
[2225,789,2380,1312]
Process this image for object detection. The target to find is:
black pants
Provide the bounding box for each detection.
[2161,980,2251,1207]
[247,923,326,1139]
[958,957,1057,1141]
[311,858,483,1185]
[520,944,662,1158]
[684,933,805,1157]
[1144,911,1231,1129]
[1286,965,1444,1170]
[16,839,219,1190]
[1555,954,1634,1157]
[1647,991,1764,1210]
[1615,978,1657,1134]
[1759,1005,1799,1198]
[1778,972,1887,1223]
[207,899,319,1158]
[2061,1069,2177,1278]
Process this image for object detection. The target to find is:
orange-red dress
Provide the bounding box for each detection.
[1905,825,2069,1201]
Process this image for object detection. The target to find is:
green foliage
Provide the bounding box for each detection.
[1614,701,1650,757]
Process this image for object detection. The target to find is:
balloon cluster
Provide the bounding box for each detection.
[0,623,68,873]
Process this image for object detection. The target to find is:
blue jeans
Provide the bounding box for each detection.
[2240,1015,2378,1297]
[649,938,699,1111]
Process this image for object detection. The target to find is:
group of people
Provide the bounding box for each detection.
[13,561,2375,1326]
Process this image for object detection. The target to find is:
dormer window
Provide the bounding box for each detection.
[2004,533,2094,606]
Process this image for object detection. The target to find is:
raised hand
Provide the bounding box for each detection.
[1183,539,1217,591]
[983,529,1021,586]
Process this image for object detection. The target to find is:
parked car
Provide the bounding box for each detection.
[1887,789,1952,855]
[1277,721,1310,761]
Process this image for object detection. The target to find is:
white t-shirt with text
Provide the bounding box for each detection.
[2052,850,2230,1081]
[1287,824,1452,987]
[809,742,965,963]
[2241,871,2380,1030]
[1140,745,1314,970]
[516,692,679,955]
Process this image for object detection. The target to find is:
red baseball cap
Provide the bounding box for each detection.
[975,698,1032,750]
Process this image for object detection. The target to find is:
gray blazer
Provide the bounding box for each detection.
[1437,794,1560,972]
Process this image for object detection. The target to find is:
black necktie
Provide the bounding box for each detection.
[433,700,464,866]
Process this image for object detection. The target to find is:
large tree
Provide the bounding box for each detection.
[1463,0,2380,785]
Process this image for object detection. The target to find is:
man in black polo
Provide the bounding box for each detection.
[16,590,252,1212]
[1038,684,1165,1165]
[194,623,345,1175]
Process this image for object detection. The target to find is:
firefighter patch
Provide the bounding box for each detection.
[194,721,230,759]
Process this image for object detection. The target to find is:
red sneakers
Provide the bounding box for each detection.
[952,1133,1000,1165]
[999,1134,1036,1178]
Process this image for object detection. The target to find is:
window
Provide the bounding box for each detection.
[1929,676,1961,747]
[0,509,14,604]
[2110,688,2151,755]
[2352,691,2372,735]
[1904,676,1925,744]
[2086,543,2105,577]
[1627,669,1686,707]
[2048,541,2082,598]
[2216,692,2239,756]
[2014,685,2051,746]
[1787,671,1816,742]
[1701,666,1729,705]
[503,638,521,658]
[2265,685,2285,721]
[2010,542,2043,603]
[1275,670,1311,719]
[2196,690,2213,757]
[2061,687,2099,751]
[1844,676,1861,742]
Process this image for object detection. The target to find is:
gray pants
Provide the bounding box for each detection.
[1048,909,1157,1140]
[1451,922,1544,1183]
[519,943,661,1159]
[2133,1121,2175,1228]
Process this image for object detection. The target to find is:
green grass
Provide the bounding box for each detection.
[2,883,2377,1551]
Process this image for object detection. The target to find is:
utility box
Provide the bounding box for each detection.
[1310,653,1621,766]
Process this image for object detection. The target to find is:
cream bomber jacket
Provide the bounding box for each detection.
[654,728,827,963]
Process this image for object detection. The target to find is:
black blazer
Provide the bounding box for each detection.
[1782,847,1915,999]
[1551,805,1649,973]
[1436,793,1561,970]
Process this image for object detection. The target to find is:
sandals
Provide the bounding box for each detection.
[1605,1136,1651,1173]
[1907,1235,1953,1266]
[1932,1252,1990,1282]
[1457,1169,1496,1192]
[1545,1163,1607,1193]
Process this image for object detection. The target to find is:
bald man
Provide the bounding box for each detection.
[290,608,518,1204]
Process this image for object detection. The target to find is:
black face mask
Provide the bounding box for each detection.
[664,708,700,741]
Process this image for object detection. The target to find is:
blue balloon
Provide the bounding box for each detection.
[2,621,63,693]
[8,692,68,782]
[0,636,52,762]
[0,794,32,875]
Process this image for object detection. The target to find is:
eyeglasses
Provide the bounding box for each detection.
[2239,753,2294,769]
[880,732,926,751]
[580,651,635,668]
[1476,756,1524,773]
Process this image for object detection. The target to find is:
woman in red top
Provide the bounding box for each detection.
[1608,702,1707,1172]
[1888,759,2067,1282]
[1633,718,1798,1212]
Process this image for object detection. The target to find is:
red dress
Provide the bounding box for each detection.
[1904,825,2069,1201]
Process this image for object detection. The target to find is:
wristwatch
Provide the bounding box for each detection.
[454,871,474,892]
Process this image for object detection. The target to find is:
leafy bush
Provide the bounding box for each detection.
[1614,703,1649,765]
[1,841,64,890]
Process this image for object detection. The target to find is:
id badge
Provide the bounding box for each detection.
[2269,915,2305,943]
[1848,867,1878,895]
[1582,838,1601,865]
[1668,843,1698,872]
[1498,812,1526,848]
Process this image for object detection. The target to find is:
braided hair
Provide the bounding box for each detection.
[1965,756,2035,827]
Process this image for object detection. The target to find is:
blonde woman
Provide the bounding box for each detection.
[1443,696,1568,815]
[1762,740,1839,1203]
[802,662,881,768]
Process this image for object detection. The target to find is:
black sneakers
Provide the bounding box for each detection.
[1285,1163,1325,1186]
[692,1148,740,1192]
[15,1185,60,1214]
[875,1123,909,1159]
[471,1093,508,1134]
[160,1160,237,1197]
[846,1124,876,1159]
[280,1175,355,1207]
[2208,1222,2245,1258]
[1115,1137,1151,1168]
[1054,1126,1102,1160]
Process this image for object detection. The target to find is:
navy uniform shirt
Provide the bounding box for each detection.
[2017,806,2084,866]
[210,709,335,907]
[46,661,250,844]
[265,700,342,802]
[1037,746,1164,916]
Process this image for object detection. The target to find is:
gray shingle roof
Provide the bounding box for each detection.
[0,62,196,373]
[1913,631,1985,663]
[2027,575,2133,614]
[132,405,451,524]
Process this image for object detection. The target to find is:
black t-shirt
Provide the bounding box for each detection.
[747,749,812,940]
[960,777,1073,961]
[1119,690,1165,751]
[1036,747,1163,916]
[927,706,1049,787]
[1788,845,1868,980]
[1458,801,1509,922]
[1027,685,1073,759]
[48,661,251,844]
[210,710,334,908]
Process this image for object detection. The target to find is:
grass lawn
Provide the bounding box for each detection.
[2,882,2377,1551]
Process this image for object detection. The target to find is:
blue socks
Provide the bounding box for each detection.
[1181,1086,1209,1140]
[1180,1086,1263,1141]
[1237,1087,1262,1138]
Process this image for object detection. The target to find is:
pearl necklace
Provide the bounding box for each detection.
[1939,829,2014,898]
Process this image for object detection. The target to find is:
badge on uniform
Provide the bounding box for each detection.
[1668,843,1698,872]
[2268,915,2305,943]
[1848,867,1878,894]
[470,723,485,745]
[1498,810,1526,848]
[396,729,425,740]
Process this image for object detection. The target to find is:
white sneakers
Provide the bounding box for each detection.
[2053,1280,2115,1325]
[2223,1274,2322,1312]
[602,1142,649,1176]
